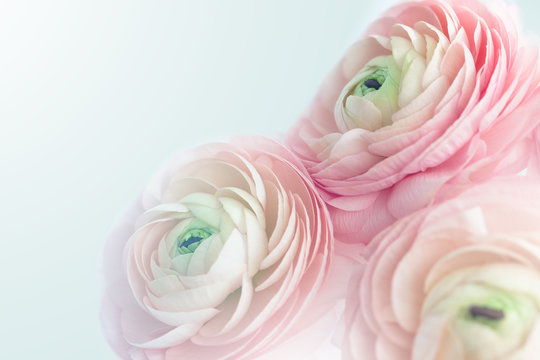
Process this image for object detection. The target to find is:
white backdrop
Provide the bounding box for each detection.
[0,0,538,358]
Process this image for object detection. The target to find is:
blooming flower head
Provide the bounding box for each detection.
[343,179,540,359]
[287,0,540,243]
[100,138,334,359]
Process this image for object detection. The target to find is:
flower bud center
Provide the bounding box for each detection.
[469,305,505,321]
[177,228,214,254]
[334,56,401,131]
[354,69,387,96]
[364,79,381,90]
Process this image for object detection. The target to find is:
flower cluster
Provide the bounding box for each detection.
[101,0,540,359]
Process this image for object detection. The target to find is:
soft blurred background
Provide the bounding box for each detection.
[0,0,537,358]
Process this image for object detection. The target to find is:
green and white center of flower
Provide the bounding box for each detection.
[454,288,537,355]
[353,68,388,96]
[455,290,530,330]
[166,212,231,276]
[422,276,540,358]
[336,55,401,131]
[177,227,215,255]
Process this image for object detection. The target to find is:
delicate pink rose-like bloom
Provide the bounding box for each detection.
[100,138,336,359]
[344,179,540,360]
[287,0,540,243]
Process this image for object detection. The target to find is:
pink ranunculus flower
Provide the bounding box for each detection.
[343,179,540,360]
[100,138,339,359]
[286,0,540,244]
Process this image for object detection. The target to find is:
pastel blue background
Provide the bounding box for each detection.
[0,0,537,358]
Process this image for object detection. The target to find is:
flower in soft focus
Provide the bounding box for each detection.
[100,138,338,359]
[343,179,540,360]
[287,0,540,244]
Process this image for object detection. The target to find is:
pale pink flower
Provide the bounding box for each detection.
[100,138,341,359]
[344,179,540,359]
[287,0,540,243]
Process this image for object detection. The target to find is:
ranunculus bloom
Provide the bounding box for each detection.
[287,0,540,243]
[343,179,540,359]
[100,138,337,359]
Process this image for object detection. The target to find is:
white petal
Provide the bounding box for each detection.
[216,187,266,229]
[399,53,426,107]
[219,197,247,232]
[244,208,268,276]
[344,96,383,131]
[209,229,247,276]
[186,234,218,276]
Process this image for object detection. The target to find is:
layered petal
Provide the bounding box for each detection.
[101,138,340,359]
[344,179,540,359]
[287,0,540,244]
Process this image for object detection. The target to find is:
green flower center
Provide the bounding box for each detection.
[458,294,513,330]
[353,68,388,96]
[469,305,505,320]
[177,228,214,255]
